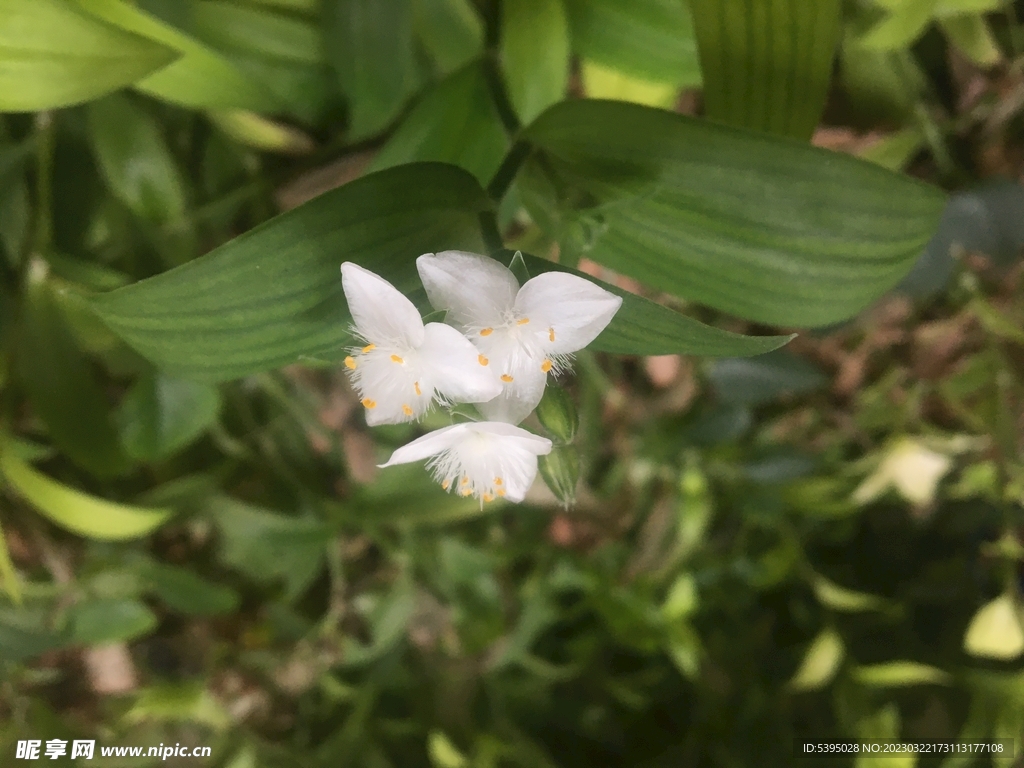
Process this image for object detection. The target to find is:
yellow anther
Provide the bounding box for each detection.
[361,398,377,409]
[549,327,555,342]
[442,479,450,490]
[480,328,493,336]
[494,477,503,486]
[483,493,495,502]
[461,477,470,485]
[362,344,376,353]
[541,360,552,373]
[402,404,413,416]
[459,488,472,497]
[497,489,506,497]
[500,374,514,383]
[390,354,404,363]
[344,356,357,370]
[414,381,422,396]
[517,317,530,325]
[478,354,489,366]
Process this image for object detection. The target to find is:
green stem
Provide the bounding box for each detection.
[32,112,55,260]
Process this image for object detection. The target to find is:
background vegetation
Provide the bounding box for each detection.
[0,0,1023,766]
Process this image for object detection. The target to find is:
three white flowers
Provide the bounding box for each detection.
[340,251,622,504]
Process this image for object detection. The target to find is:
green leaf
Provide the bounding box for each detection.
[852,661,952,687]
[89,163,490,381]
[938,13,1002,67]
[581,61,679,108]
[413,0,483,75]
[145,561,240,616]
[73,0,280,111]
[210,496,330,600]
[16,271,127,477]
[125,682,231,730]
[861,0,936,50]
[0,446,171,540]
[516,252,792,356]
[520,99,946,327]
[116,372,221,462]
[565,0,700,86]
[209,110,316,155]
[690,0,841,139]
[190,0,323,65]
[501,0,570,124]
[0,0,177,112]
[366,65,509,185]
[0,605,65,662]
[789,627,844,691]
[813,575,887,613]
[69,597,157,645]
[708,349,826,406]
[88,94,186,225]
[324,0,418,139]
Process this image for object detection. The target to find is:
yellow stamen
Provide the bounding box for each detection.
[549,327,555,342]
[478,354,489,366]
[402,404,413,416]
[390,354,404,364]
[344,356,357,370]
[494,477,503,486]
[483,493,494,502]
[541,360,552,373]
[480,328,493,336]
[361,398,377,409]
[461,477,469,485]
[362,344,376,353]
[500,374,514,383]
[459,488,472,497]
[442,479,450,490]
[497,489,506,497]
[414,381,422,396]
[517,317,530,325]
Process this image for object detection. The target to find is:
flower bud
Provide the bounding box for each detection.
[535,385,578,444]
[539,445,579,507]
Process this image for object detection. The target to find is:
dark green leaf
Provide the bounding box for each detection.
[88,94,187,225]
[16,271,128,477]
[324,0,419,139]
[210,496,330,600]
[565,0,700,85]
[191,0,322,64]
[520,99,946,327]
[367,65,509,185]
[708,349,827,406]
[0,0,177,111]
[145,561,239,616]
[0,605,65,663]
[689,0,841,139]
[69,598,158,645]
[116,372,221,462]
[89,163,491,382]
[413,0,483,75]
[501,0,570,124]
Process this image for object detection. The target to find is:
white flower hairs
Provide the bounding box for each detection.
[339,251,623,504]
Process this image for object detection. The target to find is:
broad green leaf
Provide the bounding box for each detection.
[191,0,323,64]
[324,0,419,139]
[963,594,1024,660]
[88,94,186,225]
[145,561,240,616]
[0,0,177,111]
[581,61,678,108]
[938,14,1002,67]
[69,597,157,645]
[210,496,330,600]
[367,65,509,185]
[708,349,826,406]
[501,0,570,124]
[16,270,127,477]
[413,0,483,75]
[859,127,925,171]
[89,163,491,381]
[520,99,946,327]
[861,0,936,49]
[73,0,280,111]
[690,0,840,139]
[853,661,952,687]
[565,0,700,86]
[116,372,221,462]
[0,447,171,540]
[516,252,793,356]
[789,628,844,691]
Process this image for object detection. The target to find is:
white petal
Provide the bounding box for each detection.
[514,272,622,355]
[341,262,424,347]
[420,323,503,403]
[378,424,469,467]
[416,251,519,329]
[346,345,434,425]
[471,422,553,455]
[477,363,548,425]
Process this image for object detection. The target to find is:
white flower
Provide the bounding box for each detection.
[379,421,553,503]
[340,263,502,425]
[416,251,623,424]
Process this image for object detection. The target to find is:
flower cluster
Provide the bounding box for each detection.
[339,251,622,504]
